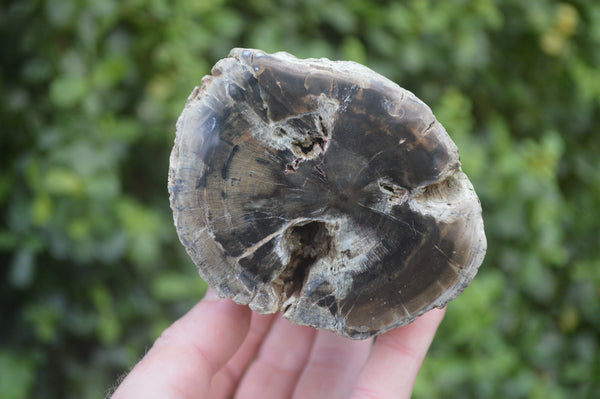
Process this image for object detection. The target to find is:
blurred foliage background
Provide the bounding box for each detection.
[1,0,599,397]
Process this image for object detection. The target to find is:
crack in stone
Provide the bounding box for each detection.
[274,221,333,305]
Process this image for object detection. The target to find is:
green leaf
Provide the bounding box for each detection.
[49,76,89,108]
[0,352,35,399]
[43,167,84,196]
[151,272,207,302]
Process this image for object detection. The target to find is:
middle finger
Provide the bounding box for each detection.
[292,330,373,399]
[235,315,316,399]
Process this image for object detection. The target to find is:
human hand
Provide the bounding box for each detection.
[110,290,445,399]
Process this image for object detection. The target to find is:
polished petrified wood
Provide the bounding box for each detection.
[168,48,486,339]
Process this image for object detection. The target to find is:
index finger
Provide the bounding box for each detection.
[111,290,251,399]
[350,307,446,399]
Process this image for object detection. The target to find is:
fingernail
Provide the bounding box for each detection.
[203,289,221,302]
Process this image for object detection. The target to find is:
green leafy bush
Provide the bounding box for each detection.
[1,0,598,397]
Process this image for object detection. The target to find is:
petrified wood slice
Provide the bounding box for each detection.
[168,48,487,339]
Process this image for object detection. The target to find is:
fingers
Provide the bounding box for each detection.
[112,292,445,399]
[292,330,373,399]
[207,312,276,399]
[350,308,446,399]
[111,290,251,399]
[234,315,317,399]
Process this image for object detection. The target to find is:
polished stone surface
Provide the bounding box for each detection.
[168,48,487,339]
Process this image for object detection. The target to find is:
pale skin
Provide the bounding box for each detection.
[111,290,445,399]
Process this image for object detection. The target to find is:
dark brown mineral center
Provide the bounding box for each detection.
[168,48,487,339]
